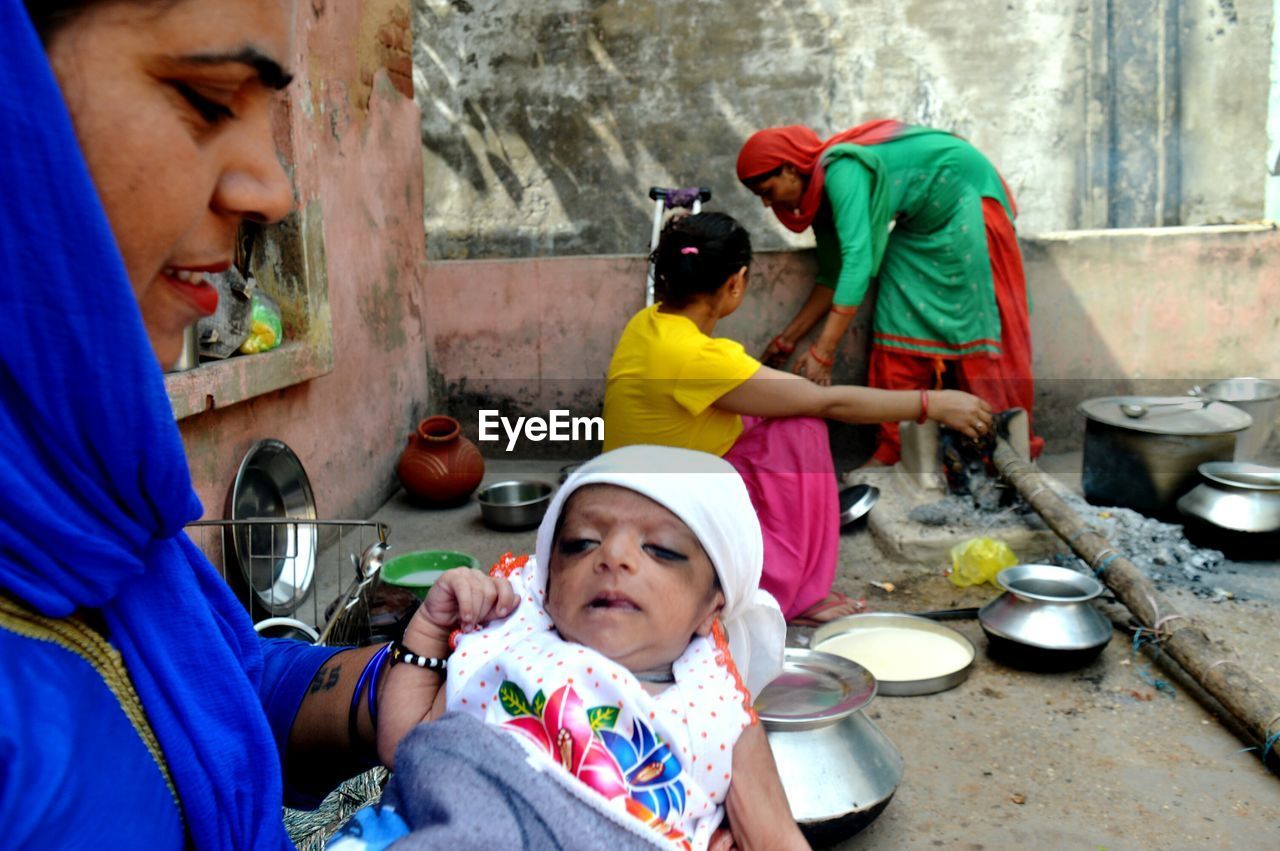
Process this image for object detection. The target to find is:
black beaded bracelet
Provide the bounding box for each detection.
[388,640,447,676]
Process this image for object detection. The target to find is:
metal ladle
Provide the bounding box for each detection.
[1120,388,1210,419]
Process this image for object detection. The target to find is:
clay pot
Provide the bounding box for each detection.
[396,415,485,507]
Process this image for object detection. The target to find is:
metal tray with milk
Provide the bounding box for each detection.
[811,613,975,696]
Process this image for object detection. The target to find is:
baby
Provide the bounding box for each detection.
[334,445,806,851]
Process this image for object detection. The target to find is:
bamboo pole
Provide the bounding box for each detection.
[992,438,1280,772]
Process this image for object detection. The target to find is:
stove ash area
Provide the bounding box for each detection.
[906,480,1235,601]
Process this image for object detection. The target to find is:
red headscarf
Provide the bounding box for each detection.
[736,121,909,232]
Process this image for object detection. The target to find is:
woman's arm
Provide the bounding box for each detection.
[284,644,386,798]
[723,722,810,850]
[762,284,833,367]
[715,365,993,438]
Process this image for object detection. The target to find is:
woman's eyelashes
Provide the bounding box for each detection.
[171,81,235,124]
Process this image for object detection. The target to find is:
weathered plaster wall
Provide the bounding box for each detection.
[179,0,430,524]
[414,0,1273,259]
[426,226,1280,459]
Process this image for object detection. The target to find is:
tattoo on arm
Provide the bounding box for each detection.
[308,663,341,694]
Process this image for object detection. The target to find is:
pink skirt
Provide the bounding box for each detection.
[723,416,839,619]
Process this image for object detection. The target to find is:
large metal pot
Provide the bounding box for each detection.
[978,564,1112,671]
[1201,378,1280,462]
[756,648,903,845]
[1078,396,1251,516]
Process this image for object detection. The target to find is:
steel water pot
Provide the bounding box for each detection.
[756,648,903,845]
[978,564,1113,671]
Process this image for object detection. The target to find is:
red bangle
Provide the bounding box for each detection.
[772,335,795,354]
[829,304,857,316]
[916,390,930,424]
[808,345,834,368]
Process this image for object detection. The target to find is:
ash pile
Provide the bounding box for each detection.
[905,471,1233,601]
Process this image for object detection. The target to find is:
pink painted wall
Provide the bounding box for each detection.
[427,226,1280,452]
[180,0,429,523]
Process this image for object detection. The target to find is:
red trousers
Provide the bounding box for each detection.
[869,197,1043,465]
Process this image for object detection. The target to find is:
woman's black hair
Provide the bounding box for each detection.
[25,0,177,41]
[25,1,97,39]
[651,212,752,308]
[739,164,783,190]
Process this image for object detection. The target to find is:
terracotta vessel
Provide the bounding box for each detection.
[396,415,485,507]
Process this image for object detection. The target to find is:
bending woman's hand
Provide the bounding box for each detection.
[926,390,994,439]
[792,349,833,387]
[761,336,793,369]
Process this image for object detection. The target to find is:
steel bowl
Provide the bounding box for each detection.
[225,439,317,617]
[476,480,553,530]
[757,648,902,844]
[1176,461,1280,533]
[978,564,1112,670]
[253,617,320,643]
[812,612,975,696]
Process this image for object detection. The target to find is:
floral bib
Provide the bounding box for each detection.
[446,554,757,850]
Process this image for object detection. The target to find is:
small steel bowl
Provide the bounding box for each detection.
[253,617,320,643]
[476,480,554,530]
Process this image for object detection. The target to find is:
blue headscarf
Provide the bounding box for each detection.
[0,3,290,847]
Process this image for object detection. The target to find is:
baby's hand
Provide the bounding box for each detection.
[421,568,518,633]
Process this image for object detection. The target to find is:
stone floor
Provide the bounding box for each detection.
[306,449,1280,850]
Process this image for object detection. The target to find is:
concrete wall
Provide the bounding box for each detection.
[426,225,1280,459]
[179,0,431,525]
[413,0,1273,259]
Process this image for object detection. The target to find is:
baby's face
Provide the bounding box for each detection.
[545,485,724,674]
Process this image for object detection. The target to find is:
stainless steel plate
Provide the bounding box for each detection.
[812,612,975,696]
[839,484,880,528]
[227,439,317,616]
[756,648,877,731]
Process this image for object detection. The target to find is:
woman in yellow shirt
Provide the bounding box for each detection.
[603,213,992,624]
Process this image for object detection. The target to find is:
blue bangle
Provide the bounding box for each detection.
[348,645,389,748]
[366,643,390,733]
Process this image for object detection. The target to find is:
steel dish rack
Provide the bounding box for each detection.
[186,517,390,646]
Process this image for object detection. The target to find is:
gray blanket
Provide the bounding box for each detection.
[382,712,661,851]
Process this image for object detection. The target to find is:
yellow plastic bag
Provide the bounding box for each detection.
[948,537,1018,588]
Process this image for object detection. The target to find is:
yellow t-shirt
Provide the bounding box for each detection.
[603,305,761,456]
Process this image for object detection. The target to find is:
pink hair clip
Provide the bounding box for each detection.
[680,247,699,255]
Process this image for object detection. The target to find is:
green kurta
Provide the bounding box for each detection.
[813,132,1015,358]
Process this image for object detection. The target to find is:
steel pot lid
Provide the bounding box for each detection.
[756,648,877,731]
[1078,396,1251,436]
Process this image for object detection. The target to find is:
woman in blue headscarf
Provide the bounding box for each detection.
[0,2,403,846]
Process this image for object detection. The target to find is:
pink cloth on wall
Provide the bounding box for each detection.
[722,416,839,619]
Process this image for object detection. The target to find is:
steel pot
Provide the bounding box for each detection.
[1200,378,1280,462]
[756,648,903,845]
[1176,461,1280,534]
[978,564,1112,671]
[1078,396,1251,517]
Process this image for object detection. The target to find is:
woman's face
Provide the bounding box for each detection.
[749,164,805,212]
[45,0,296,367]
[546,485,724,674]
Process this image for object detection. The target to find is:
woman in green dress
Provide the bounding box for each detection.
[737,121,1042,465]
